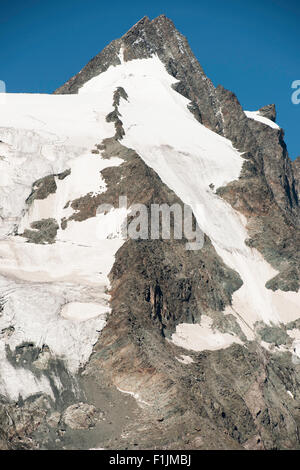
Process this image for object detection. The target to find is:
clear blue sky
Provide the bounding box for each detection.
[0,0,299,159]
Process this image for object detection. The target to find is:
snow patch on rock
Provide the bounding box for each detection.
[172,315,243,352]
[245,110,280,130]
[60,302,108,322]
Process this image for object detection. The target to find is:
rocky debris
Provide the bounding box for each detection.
[0,368,138,450]
[209,310,247,343]
[32,350,52,370]
[87,304,300,449]
[62,403,101,430]
[255,322,290,346]
[265,266,299,292]
[4,342,81,409]
[0,395,51,450]
[46,411,61,428]
[0,326,14,340]
[3,328,300,449]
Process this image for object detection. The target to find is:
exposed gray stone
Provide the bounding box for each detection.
[62,403,101,430]
[255,323,290,346]
[258,104,276,122]
[22,218,59,244]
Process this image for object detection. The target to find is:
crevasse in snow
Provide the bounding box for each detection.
[0,87,126,399]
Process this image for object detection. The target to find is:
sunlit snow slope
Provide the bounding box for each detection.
[0,90,126,399]
[0,53,299,402]
[79,55,300,348]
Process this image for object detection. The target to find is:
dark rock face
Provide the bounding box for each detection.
[71,134,300,450]
[215,86,298,221]
[0,134,245,450]
[214,86,299,290]
[59,92,243,336]
[100,139,243,336]
[87,305,300,450]
[21,169,71,244]
[105,87,128,140]
[26,175,57,205]
[26,169,71,206]
[293,157,300,197]
[22,218,59,244]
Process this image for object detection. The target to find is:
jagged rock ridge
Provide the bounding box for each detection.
[0,15,299,450]
[55,15,299,223]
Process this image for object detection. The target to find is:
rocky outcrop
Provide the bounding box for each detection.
[22,218,59,244]
[293,156,300,197]
[54,132,300,450]
[78,136,300,450]
[215,86,299,290]
[54,16,224,134]
[85,301,300,449]
[26,169,71,206]
[62,403,102,430]
[105,87,128,140]
[258,104,276,122]
[102,141,243,336]
[215,86,298,220]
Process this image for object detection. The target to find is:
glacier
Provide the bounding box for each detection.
[0,53,299,403]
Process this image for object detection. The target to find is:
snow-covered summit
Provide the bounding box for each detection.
[0,15,300,450]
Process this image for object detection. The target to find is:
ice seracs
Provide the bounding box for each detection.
[0,82,127,401]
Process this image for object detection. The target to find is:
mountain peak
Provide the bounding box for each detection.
[54,14,223,132]
[54,15,193,93]
[125,15,150,32]
[121,14,177,43]
[119,14,187,62]
[1,12,300,451]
